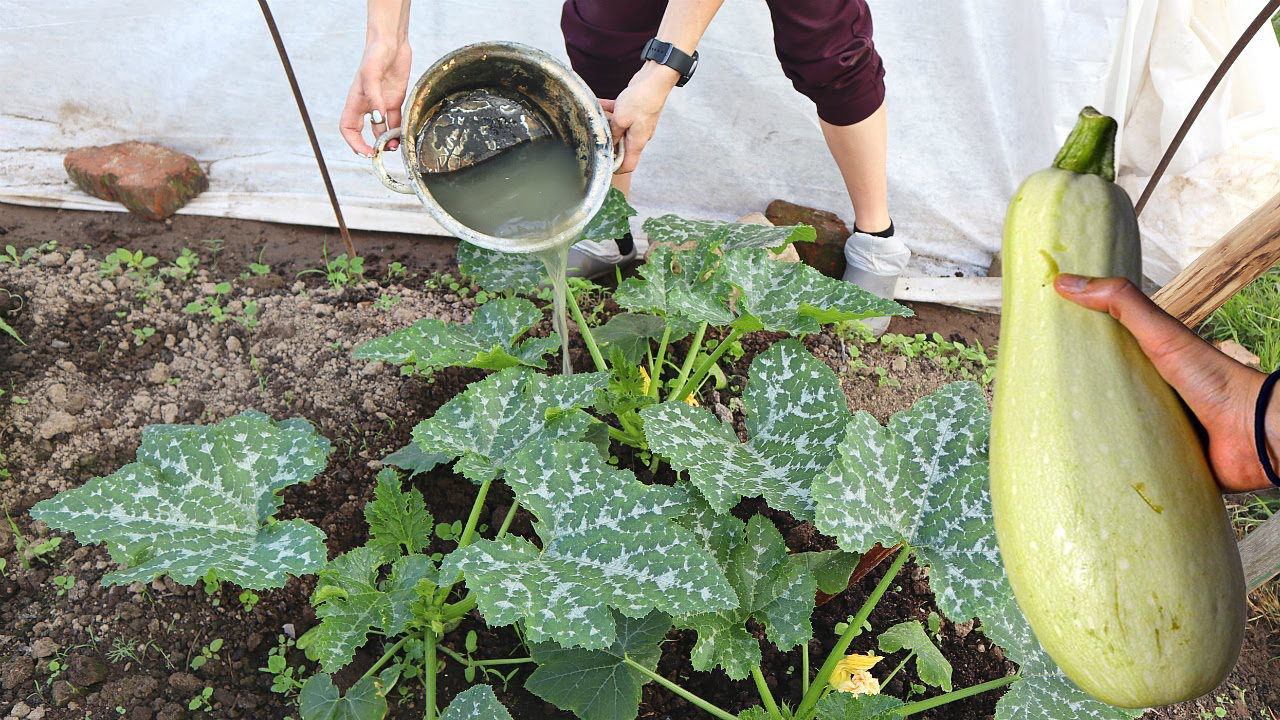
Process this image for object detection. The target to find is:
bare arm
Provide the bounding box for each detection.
[341,0,413,156]
[607,0,725,174]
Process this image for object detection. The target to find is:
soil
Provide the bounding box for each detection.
[0,203,1275,720]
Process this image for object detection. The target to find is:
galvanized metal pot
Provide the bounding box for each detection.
[372,41,622,254]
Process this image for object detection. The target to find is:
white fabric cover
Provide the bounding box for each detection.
[1,1,1276,286]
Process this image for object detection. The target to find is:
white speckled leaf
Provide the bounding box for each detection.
[354,298,558,373]
[526,610,670,720]
[442,441,735,650]
[877,620,953,691]
[29,411,331,589]
[309,547,438,672]
[616,245,735,326]
[457,243,545,295]
[721,249,910,334]
[815,693,904,720]
[790,549,862,595]
[813,383,1140,720]
[643,340,846,519]
[673,489,745,567]
[593,312,692,365]
[298,673,386,720]
[580,187,637,243]
[364,468,432,555]
[440,685,515,720]
[642,214,815,254]
[411,368,609,484]
[683,514,817,679]
[738,709,774,720]
[382,441,449,479]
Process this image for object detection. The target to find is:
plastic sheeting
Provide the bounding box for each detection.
[1,1,1276,286]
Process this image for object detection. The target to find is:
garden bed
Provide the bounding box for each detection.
[0,204,1275,720]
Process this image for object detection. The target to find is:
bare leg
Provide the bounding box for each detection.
[611,172,632,196]
[820,101,890,234]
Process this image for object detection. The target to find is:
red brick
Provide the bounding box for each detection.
[64,142,208,221]
[764,199,851,279]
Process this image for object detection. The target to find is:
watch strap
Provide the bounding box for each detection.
[642,38,698,87]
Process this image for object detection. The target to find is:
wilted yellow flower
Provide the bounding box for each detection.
[834,669,881,696]
[828,653,883,694]
[638,366,699,406]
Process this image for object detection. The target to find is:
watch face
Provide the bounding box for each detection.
[687,53,698,80]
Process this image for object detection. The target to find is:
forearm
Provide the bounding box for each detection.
[366,0,411,48]
[637,0,723,86]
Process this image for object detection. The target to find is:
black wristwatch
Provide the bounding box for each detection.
[641,38,698,87]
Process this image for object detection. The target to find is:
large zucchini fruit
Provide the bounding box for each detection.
[990,107,1245,708]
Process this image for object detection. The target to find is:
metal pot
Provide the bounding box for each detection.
[372,41,622,255]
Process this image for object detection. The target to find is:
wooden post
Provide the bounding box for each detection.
[1151,192,1280,592]
[1151,191,1280,326]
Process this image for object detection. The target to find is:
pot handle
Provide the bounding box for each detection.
[612,137,626,175]
[372,128,414,194]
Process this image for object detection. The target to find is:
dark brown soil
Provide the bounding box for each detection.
[0,204,1275,720]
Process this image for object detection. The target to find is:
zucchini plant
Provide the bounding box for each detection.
[31,190,1148,720]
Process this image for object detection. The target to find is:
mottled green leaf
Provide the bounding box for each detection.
[411,368,609,484]
[683,515,817,679]
[877,620,952,691]
[353,298,558,373]
[526,611,670,720]
[298,674,386,720]
[309,548,438,672]
[738,709,774,720]
[791,549,862,595]
[382,442,448,479]
[815,693,904,720]
[440,685,514,720]
[643,340,847,519]
[580,187,638,243]
[722,249,910,334]
[673,490,746,567]
[812,383,1140,720]
[29,412,331,588]
[593,312,690,365]
[643,214,815,254]
[457,243,545,295]
[365,468,432,555]
[442,441,735,649]
[616,245,735,326]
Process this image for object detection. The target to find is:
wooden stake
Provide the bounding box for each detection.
[1150,191,1280,327]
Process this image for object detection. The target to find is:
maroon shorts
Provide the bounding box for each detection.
[560,0,886,126]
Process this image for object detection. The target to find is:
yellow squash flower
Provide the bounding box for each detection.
[828,653,883,695]
[638,366,699,406]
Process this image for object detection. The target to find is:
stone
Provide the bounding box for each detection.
[36,411,77,440]
[1216,339,1261,369]
[64,142,208,221]
[26,708,45,720]
[167,671,203,695]
[1,657,34,690]
[146,362,170,385]
[11,701,31,719]
[160,403,179,424]
[735,212,800,262]
[225,336,242,354]
[156,703,185,720]
[51,679,77,706]
[64,653,108,688]
[37,252,65,268]
[46,383,69,408]
[764,199,851,279]
[29,637,59,659]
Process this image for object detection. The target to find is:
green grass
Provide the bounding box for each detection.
[1203,266,1280,371]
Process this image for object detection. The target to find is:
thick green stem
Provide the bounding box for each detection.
[568,288,608,373]
[882,650,914,686]
[672,322,707,396]
[622,657,738,720]
[424,629,438,720]
[435,476,494,606]
[441,593,477,621]
[1052,107,1118,181]
[801,643,810,696]
[608,424,645,446]
[496,501,520,540]
[359,636,408,681]
[895,674,1020,716]
[751,666,785,720]
[437,643,533,668]
[796,545,911,718]
[649,326,673,399]
[673,326,743,403]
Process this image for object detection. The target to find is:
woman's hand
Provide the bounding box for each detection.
[1055,273,1273,493]
[340,39,412,157]
[604,63,679,175]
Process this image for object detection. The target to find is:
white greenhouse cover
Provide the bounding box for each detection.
[1,0,1277,288]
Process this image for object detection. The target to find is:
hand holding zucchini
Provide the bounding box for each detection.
[990,107,1246,708]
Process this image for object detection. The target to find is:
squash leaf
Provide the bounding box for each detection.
[29,411,331,589]
[643,340,847,519]
[364,468,432,555]
[616,244,736,326]
[526,610,670,720]
[298,673,386,720]
[457,243,545,295]
[593,311,690,365]
[815,693,904,720]
[411,368,609,484]
[812,383,1141,720]
[308,547,438,672]
[580,187,637,244]
[440,685,515,720]
[382,441,448,479]
[643,214,815,255]
[683,514,819,679]
[877,620,953,691]
[723,248,911,334]
[441,441,735,650]
[353,298,558,374]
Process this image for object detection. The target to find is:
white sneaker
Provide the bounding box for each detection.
[566,236,639,280]
[842,228,911,337]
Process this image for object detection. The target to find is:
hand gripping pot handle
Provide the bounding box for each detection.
[612,137,625,174]
[372,128,414,194]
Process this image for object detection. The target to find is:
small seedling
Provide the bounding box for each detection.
[53,574,75,597]
[0,240,54,267]
[132,327,155,346]
[239,589,259,613]
[385,261,409,282]
[190,638,223,670]
[188,686,214,712]
[299,252,365,289]
[259,633,308,695]
[239,299,260,331]
[373,294,401,312]
[244,247,271,279]
[100,248,159,281]
[163,248,200,281]
[184,282,233,323]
